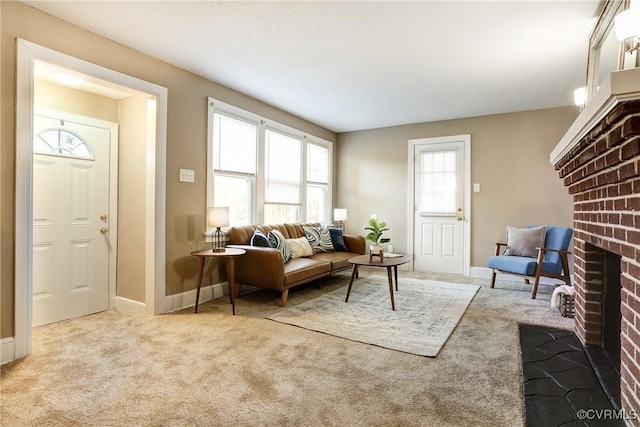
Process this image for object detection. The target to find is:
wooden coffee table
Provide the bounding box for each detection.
[345,253,412,310]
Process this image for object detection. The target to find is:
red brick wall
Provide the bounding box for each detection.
[555,100,640,422]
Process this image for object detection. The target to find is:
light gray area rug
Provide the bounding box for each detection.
[267,276,480,357]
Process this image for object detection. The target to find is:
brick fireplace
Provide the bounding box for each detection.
[552,69,640,424]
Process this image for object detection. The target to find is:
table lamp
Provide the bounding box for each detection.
[334,208,347,231]
[207,206,229,252]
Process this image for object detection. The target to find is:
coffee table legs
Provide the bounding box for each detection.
[386,267,395,310]
[345,264,358,302]
[345,264,396,311]
[227,257,236,316]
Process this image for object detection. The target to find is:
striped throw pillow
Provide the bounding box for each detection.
[268,229,292,263]
[303,226,335,253]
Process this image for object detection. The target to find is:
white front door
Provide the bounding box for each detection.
[413,138,467,274]
[32,112,113,326]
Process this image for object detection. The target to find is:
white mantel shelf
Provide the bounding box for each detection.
[551,67,640,166]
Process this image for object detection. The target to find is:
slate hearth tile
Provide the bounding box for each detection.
[521,346,558,364]
[527,356,587,374]
[556,350,591,369]
[536,339,583,357]
[525,395,577,426]
[524,377,568,396]
[552,367,602,390]
[566,389,616,411]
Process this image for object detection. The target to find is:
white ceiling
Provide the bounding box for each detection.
[25,1,600,133]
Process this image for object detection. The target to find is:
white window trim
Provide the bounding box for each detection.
[207,97,333,227]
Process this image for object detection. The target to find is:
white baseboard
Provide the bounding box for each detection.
[1,337,16,365]
[115,296,147,315]
[470,266,573,286]
[164,281,228,313]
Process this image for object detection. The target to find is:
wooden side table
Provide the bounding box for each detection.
[191,248,246,315]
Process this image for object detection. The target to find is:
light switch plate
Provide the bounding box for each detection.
[179,168,195,183]
[473,183,481,192]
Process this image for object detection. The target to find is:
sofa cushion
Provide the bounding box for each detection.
[328,227,349,252]
[250,229,271,247]
[504,225,546,258]
[303,226,334,253]
[311,251,355,271]
[268,229,292,263]
[287,237,313,259]
[283,258,331,286]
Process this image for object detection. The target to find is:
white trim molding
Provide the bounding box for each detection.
[551,67,640,166]
[164,282,228,313]
[1,338,16,365]
[14,39,168,361]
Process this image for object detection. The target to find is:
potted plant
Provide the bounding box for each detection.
[365,214,390,255]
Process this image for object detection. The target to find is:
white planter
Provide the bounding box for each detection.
[369,244,383,254]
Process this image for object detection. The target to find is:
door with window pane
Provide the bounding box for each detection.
[413,141,465,274]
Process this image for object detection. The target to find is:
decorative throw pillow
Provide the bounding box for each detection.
[328,227,349,252]
[504,225,546,258]
[250,229,271,247]
[268,229,292,263]
[303,226,334,253]
[287,237,314,259]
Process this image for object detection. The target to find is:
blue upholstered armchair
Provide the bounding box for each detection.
[487,225,573,299]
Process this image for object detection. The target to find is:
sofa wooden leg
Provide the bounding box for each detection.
[524,279,530,285]
[280,289,289,307]
[490,270,497,288]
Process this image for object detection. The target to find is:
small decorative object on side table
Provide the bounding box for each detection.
[191,247,246,315]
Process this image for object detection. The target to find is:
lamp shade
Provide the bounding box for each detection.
[207,207,229,228]
[334,208,348,221]
[615,7,640,41]
[573,86,586,106]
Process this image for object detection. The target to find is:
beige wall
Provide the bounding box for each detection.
[336,106,578,268]
[34,79,119,122]
[1,1,336,338]
[116,94,148,303]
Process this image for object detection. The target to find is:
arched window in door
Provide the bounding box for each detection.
[34,128,94,160]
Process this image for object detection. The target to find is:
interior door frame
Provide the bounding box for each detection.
[33,107,119,324]
[407,134,471,275]
[15,39,168,359]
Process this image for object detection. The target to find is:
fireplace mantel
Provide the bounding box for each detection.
[551,67,640,166]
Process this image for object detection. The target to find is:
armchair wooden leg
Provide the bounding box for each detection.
[524,279,530,285]
[490,270,497,288]
[531,277,540,299]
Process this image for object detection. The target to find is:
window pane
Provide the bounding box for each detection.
[265,130,301,204]
[213,113,256,174]
[34,129,93,159]
[307,143,328,183]
[419,150,457,214]
[213,175,252,226]
[264,204,299,224]
[306,184,326,223]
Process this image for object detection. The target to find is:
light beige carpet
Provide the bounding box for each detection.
[0,270,574,426]
[268,276,479,357]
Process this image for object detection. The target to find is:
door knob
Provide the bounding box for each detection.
[100,214,108,221]
[100,227,109,234]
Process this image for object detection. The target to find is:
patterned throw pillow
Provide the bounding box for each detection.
[268,229,292,263]
[287,237,314,259]
[250,229,271,247]
[303,226,335,253]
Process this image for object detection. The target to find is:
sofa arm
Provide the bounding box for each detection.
[343,234,366,255]
[227,245,285,291]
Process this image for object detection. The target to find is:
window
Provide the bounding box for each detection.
[419,150,457,214]
[211,113,257,226]
[207,97,332,227]
[34,128,93,159]
[306,143,329,223]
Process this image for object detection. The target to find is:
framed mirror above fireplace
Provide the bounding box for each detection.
[585,0,626,104]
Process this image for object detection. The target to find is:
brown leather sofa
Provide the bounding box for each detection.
[228,223,365,307]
